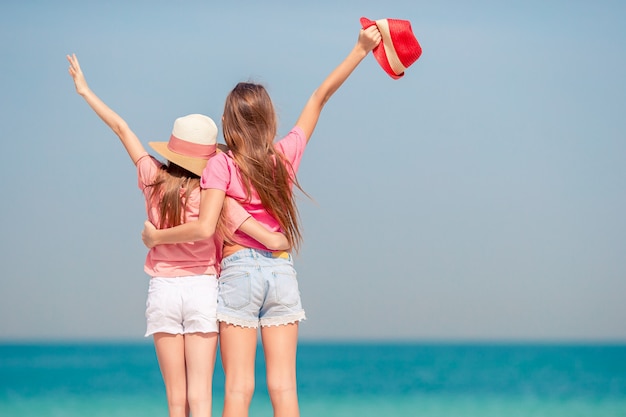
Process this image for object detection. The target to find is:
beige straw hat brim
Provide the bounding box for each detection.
[148,141,211,177]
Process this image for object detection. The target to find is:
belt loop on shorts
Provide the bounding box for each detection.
[272,251,289,259]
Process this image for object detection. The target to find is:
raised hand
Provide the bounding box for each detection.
[358,25,382,54]
[66,53,89,96]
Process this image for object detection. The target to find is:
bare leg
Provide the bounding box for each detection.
[154,333,188,417]
[261,323,300,417]
[219,322,258,417]
[185,332,218,417]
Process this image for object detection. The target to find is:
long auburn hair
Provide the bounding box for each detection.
[146,162,200,229]
[222,82,305,251]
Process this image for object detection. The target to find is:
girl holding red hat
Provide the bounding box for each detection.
[67,53,289,417]
[142,25,382,417]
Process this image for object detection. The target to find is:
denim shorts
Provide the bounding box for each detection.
[145,275,219,336]
[217,249,306,328]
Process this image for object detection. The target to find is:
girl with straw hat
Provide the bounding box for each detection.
[141,24,382,417]
[66,53,288,417]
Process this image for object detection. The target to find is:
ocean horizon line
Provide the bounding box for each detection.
[1,337,625,346]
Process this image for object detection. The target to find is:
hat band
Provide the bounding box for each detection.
[377,19,407,76]
[167,135,217,158]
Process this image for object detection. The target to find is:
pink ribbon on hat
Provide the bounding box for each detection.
[167,135,217,158]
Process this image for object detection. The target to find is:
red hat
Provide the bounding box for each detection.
[360,17,422,80]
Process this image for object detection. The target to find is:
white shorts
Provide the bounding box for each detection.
[145,275,219,336]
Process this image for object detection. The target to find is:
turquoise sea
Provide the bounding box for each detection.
[1,342,625,417]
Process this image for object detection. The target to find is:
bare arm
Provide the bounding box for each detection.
[295,26,381,142]
[142,188,225,247]
[238,218,290,251]
[142,188,290,250]
[223,197,290,250]
[67,53,146,164]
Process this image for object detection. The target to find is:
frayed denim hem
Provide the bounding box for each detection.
[260,312,306,328]
[218,312,306,329]
[217,314,259,329]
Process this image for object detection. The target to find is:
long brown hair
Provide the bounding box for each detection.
[146,162,200,229]
[222,82,305,251]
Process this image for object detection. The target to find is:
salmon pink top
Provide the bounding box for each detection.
[200,127,306,250]
[137,153,249,277]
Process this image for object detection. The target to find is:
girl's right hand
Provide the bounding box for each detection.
[66,53,89,96]
[141,220,158,248]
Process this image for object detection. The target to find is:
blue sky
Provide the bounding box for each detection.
[1,1,625,342]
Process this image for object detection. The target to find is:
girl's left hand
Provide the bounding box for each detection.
[269,232,290,251]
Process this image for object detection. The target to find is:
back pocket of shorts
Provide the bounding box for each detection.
[219,271,251,310]
[272,271,300,308]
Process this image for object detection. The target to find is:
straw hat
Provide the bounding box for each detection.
[360,17,422,80]
[149,114,218,176]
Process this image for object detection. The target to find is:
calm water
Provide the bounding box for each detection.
[1,342,625,416]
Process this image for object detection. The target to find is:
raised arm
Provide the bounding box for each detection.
[295,25,381,142]
[67,53,146,164]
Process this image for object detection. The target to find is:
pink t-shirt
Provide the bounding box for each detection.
[200,127,307,250]
[137,154,250,277]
